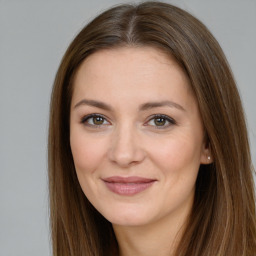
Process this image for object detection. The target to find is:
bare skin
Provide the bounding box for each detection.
[70,47,212,256]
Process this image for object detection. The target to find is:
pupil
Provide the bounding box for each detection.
[93,116,104,125]
[155,118,166,126]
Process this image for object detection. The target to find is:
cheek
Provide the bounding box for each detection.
[149,133,203,174]
[70,131,107,174]
[149,134,203,208]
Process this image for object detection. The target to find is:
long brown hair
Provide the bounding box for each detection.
[48,2,256,255]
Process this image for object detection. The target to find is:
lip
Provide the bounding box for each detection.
[102,176,156,196]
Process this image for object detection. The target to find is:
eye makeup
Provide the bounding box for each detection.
[145,114,176,129]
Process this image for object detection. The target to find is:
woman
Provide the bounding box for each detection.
[48,2,256,255]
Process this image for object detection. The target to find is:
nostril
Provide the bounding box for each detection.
[108,140,146,167]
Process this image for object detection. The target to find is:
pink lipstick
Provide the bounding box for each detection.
[102,176,156,196]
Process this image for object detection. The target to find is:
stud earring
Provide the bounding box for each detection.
[207,156,211,160]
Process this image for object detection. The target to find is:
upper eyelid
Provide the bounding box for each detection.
[146,114,176,123]
[81,113,111,124]
[80,113,176,125]
[144,115,177,129]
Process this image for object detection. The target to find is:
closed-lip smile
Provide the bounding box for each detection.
[102,176,157,196]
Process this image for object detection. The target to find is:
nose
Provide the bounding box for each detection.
[108,124,146,167]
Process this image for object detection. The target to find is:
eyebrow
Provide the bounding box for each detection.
[74,99,185,112]
[74,99,113,111]
[139,101,185,111]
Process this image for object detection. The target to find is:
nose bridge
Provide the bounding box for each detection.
[108,121,145,166]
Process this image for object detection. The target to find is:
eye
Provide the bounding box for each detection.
[146,114,176,129]
[81,114,110,127]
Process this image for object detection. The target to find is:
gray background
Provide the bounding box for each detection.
[0,0,255,255]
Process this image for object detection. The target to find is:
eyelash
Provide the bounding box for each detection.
[80,114,176,129]
[81,114,110,127]
[146,114,176,129]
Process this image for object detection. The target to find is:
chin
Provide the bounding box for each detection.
[108,215,150,227]
[99,204,155,227]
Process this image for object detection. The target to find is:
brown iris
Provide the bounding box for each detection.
[154,117,166,126]
[93,116,105,125]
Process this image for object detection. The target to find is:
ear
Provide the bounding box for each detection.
[200,138,214,165]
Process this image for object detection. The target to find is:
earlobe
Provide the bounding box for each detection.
[206,155,213,164]
[200,146,213,165]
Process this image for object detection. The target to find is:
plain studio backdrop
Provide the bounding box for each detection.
[0,0,255,255]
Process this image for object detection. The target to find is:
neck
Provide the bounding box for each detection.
[112,209,190,256]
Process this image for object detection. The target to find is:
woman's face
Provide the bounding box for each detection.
[70,47,210,227]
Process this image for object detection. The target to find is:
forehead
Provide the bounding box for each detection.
[74,46,187,80]
[71,46,194,105]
